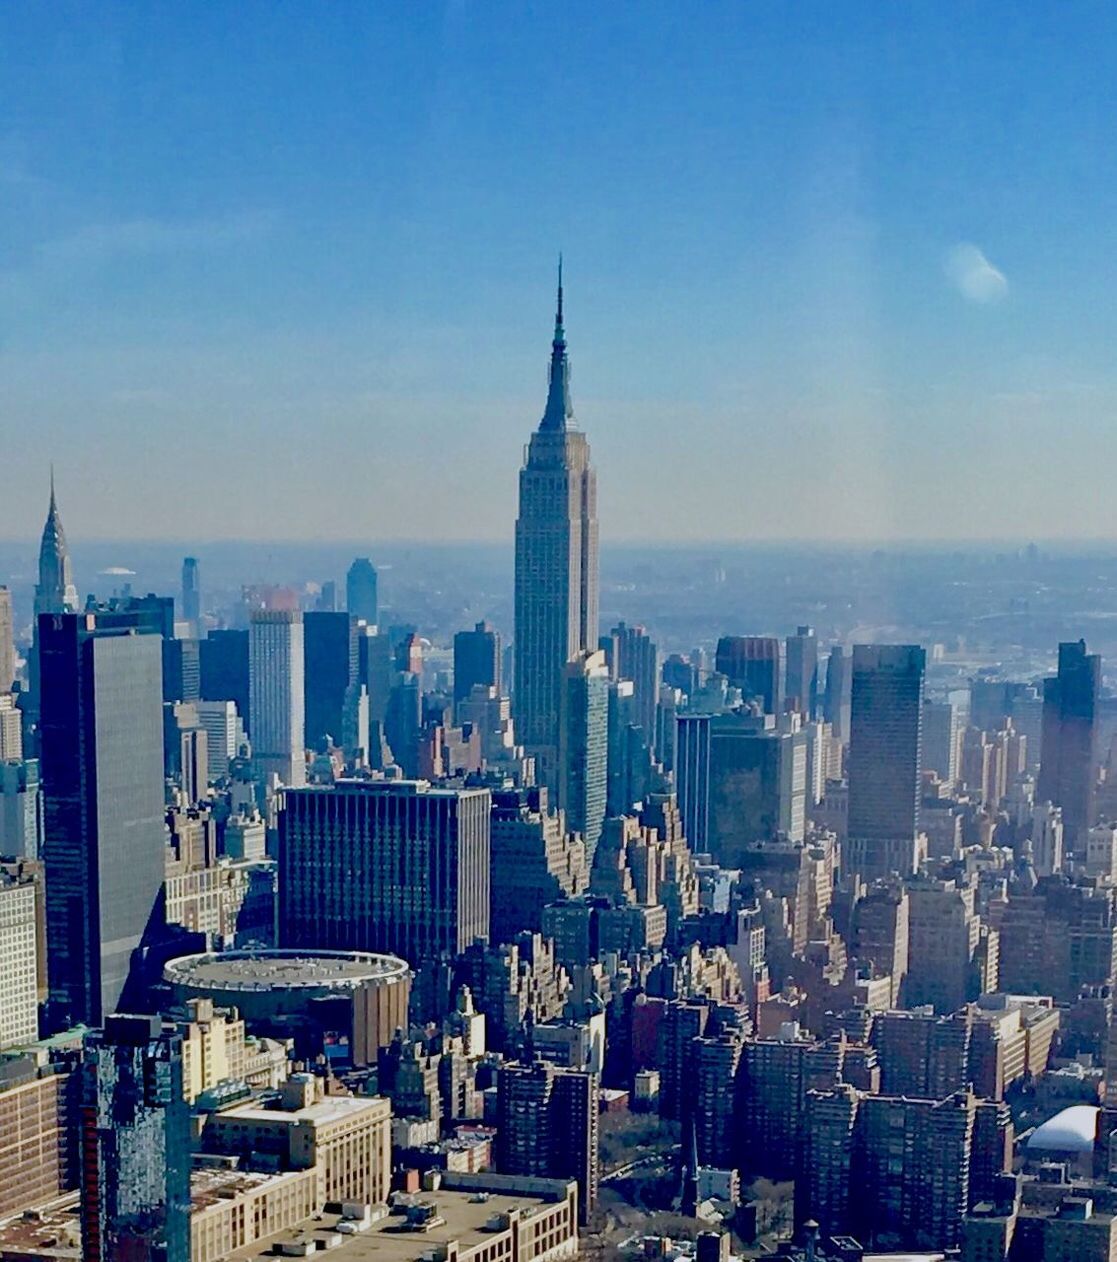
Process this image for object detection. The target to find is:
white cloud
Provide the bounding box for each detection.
[945,243,1008,304]
[36,210,278,266]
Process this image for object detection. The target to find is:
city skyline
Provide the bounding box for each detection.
[6,5,1117,542]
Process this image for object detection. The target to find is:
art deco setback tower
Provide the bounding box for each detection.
[34,473,79,621]
[514,263,599,789]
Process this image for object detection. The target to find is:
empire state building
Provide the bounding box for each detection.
[513,263,599,787]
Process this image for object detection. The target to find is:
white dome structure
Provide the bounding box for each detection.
[1026,1105,1099,1154]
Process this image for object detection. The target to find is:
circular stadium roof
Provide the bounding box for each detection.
[163,948,409,994]
[1026,1105,1099,1154]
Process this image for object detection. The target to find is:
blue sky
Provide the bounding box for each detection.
[3,3,1117,542]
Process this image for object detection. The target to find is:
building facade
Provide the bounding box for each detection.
[280,779,491,963]
[249,610,305,787]
[514,266,599,790]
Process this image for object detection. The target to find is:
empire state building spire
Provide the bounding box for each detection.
[540,255,574,433]
[514,264,600,791]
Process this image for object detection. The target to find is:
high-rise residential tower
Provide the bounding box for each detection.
[1038,638,1101,853]
[180,556,200,635]
[514,263,599,789]
[559,650,609,864]
[80,1015,190,1262]
[39,610,166,1028]
[248,610,305,787]
[346,557,379,626]
[846,644,926,880]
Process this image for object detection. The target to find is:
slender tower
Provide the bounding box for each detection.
[35,470,79,618]
[514,261,599,789]
[28,471,80,740]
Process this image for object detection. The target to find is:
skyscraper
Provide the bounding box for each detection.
[1038,638,1101,853]
[610,622,659,749]
[80,1015,190,1262]
[453,620,501,712]
[280,779,491,961]
[715,636,783,714]
[785,625,819,717]
[0,868,39,1050]
[346,557,379,625]
[0,586,13,693]
[675,710,807,865]
[303,610,358,749]
[180,556,200,636]
[29,475,80,734]
[559,650,609,864]
[846,644,926,880]
[199,628,251,729]
[824,646,852,742]
[39,611,166,1028]
[514,263,599,788]
[248,609,305,787]
[34,473,79,621]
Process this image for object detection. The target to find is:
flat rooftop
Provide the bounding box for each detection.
[191,1166,312,1214]
[164,949,409,991]
[215,1093,389,1128]
[0,1195,81,1259]
[228,1186,565,1261]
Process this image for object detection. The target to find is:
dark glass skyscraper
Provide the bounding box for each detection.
[1038,638,1100,852]
[346,557,379,626]
[453,620,501,711]
[280,779,491,961]
[715,636,783,714]
[846,644,926,880]
[514,263,599,789]
[824,646,852,741]
[39,611,166,1028]
[303,611,358,748]
[199,628,251,729]
[81,1014,190,1262]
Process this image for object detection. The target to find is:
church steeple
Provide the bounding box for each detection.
[540,255,574,432]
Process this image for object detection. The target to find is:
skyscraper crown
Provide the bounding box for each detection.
[539,256,574,432]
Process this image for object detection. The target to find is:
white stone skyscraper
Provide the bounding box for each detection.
[514,261,599,788]
[249,610,306,787]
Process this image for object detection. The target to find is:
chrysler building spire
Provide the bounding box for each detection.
[35,470,78,617]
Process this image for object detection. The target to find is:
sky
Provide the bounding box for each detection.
[3,4,1117,544]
